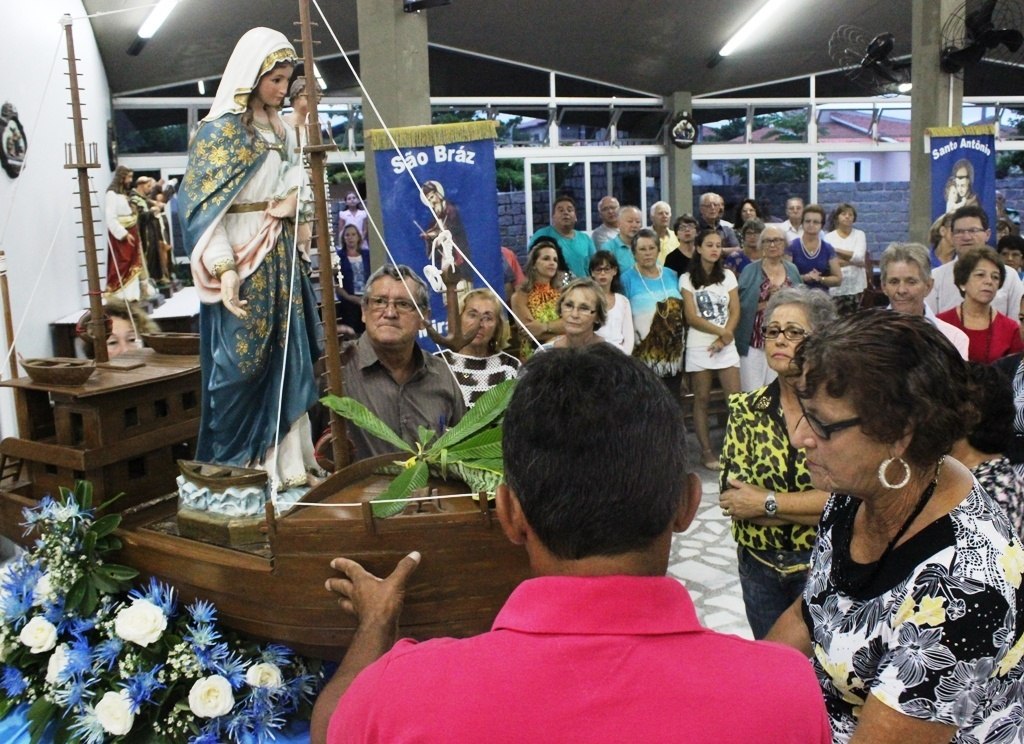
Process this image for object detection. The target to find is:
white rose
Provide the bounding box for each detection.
[188,675,235,718]
[19,616,57,653]
[45,643,69,684]
[94,689,135,736]
[245,662,283,690]
[114,598,167,647]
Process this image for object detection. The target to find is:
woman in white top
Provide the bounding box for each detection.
[681,229,741,470]
[589,250,634,354]
[825,202,868,316]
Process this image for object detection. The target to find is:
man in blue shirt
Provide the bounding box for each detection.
[528,194,596,279]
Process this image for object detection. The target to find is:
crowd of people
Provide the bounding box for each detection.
[120,27,1024,742]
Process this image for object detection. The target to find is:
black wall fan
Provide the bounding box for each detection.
[940,0,1024,74]
[828,25,911,95]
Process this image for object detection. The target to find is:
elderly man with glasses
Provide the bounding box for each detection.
[926,204,1024,317]
[342,264,466,461]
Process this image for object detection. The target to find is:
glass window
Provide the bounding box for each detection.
[115,109,188,154]
[694,108,747,144]
[751,107,809,144]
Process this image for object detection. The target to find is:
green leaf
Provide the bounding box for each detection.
[65,577,86,613]
[90,571,120,595]
[321,395,415,454]
[429,379,515,452]
[448,461,503,497]
[416,425,436,448]
[73,480,93,511]
[82,529,97,555]
[82,582,99,616]
[90,513,121,539]
[445,425,502,451]
[98,564,139,582]
[371,460,428,518]
[445,442,503,460]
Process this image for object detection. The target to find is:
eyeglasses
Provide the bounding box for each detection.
[367,296,419,314]
[561,301,596,315]
[952,227,986,237]
[796,395,861,441]
[591,266,615,274]
[762,237,787,246]
[761,325,808,341]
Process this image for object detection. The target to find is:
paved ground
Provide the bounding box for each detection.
[668,457,753,640]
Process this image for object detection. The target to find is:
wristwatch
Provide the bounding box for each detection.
[764,491,778,516]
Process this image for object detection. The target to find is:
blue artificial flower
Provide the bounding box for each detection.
[129,577,177,616]
[52,676,95,711]
[260,644,292,667]
[0,561,42,623]
[187,599,217,625]
[68,709,106,744]
[69,616,97,639]
[185,623,221,650]
[124,664,166,712]
[209,648,246,687]
[0,665,27,696]
[65,637,93,677]
[93,637,124,671]
[189,731,221,744]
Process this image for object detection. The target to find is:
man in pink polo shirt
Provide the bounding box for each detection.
[311,346,831,744]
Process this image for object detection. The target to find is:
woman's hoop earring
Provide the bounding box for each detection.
[878,456,911,490]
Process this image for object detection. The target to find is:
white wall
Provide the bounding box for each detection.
[0,1,112,437]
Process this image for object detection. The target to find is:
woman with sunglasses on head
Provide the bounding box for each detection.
[766,310,1024,744]
[511,237,566,359]
[718,286,836,638]
[735,224,804,392]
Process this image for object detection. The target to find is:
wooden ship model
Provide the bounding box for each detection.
[0,6,529,661]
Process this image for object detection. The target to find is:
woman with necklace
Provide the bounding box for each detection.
[718,286,836,638]
[589,250,634,354]
[767,310,1024,744]
[621,228,685,395]
[788,204,841,292]
[511,238,565,359]
[736,225,803,392]
[936,246,1023,363]
[543,278,608,350]
[825,202,868,316]
[180,27,322,491]
[681,229,741,470]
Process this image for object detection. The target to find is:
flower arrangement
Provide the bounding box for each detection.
[0,482,320,743]
[322,378,513,517]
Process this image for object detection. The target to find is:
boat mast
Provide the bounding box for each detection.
[296,0,349,470]
[61,14,108,364]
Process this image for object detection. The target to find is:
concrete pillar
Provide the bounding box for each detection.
[356,0,432,266]
[909,0,963,243]
[667,91,694,217]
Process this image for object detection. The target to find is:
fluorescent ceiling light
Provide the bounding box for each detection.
[197,80,206,95]
[897,82,913,94]
[313,63,327,91]
[719,0,788,57]
[138,0,180,39]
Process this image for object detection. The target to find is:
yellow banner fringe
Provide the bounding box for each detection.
[925,125,996,137]
[365,120,498,151]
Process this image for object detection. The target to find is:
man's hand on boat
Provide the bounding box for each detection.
[220,270,248,319]
[324,551,421,627]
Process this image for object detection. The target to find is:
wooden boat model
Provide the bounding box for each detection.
[0,351,531,660]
